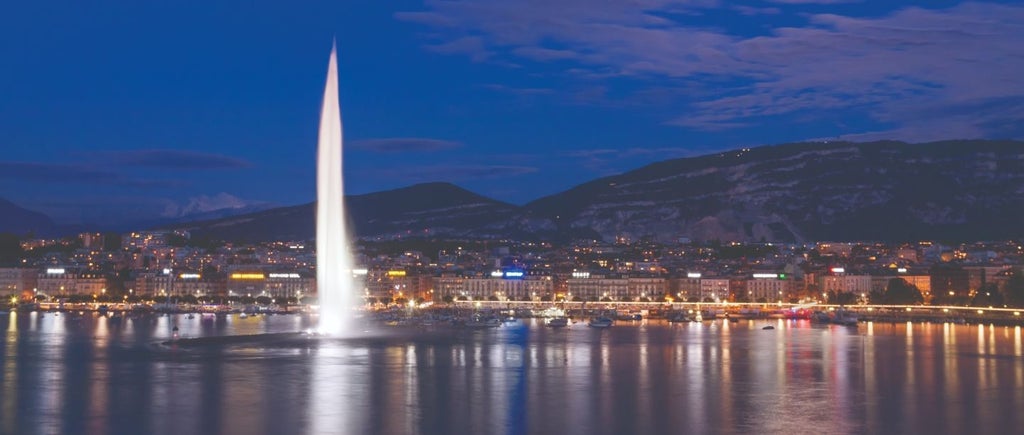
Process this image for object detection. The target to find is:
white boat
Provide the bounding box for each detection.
[588,317,614,328]
[547,317,569,328]
[239,313,249,319]
[464,314,501,329]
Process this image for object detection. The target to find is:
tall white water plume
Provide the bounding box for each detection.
[316,43,354,335]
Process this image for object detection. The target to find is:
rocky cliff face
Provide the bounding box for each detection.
[165,140,1024,243]
[521,140,1024,242]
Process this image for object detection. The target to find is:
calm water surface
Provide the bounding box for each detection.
[1,312,1022,435]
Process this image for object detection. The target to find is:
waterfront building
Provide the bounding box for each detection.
[820,275,873,298]
[226,271,315,298]
[700,278,730,302]
[0,268,38,297]
[746,274,792,302]
[463,272,552,301]
[566,273,628,301]
[36,268,107,296]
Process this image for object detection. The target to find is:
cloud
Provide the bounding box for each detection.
[350,137,462,153]
[103,149,251,169]
[0,161,184,188]
[368,164,538,182]
[768,0,860,4]
[400,2,1024,140]
[731,6,782,16]
[426,36,492,62]
[477,84,555,96]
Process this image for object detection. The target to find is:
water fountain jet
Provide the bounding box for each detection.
[316,43,355,335]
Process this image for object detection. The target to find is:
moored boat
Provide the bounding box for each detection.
[588,316,614,328]
[547,317,569,328]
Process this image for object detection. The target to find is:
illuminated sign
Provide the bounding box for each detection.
[352,269,368,275]
[179,273,201,279]
[230,273,265,280]
[897,268,908,273]
[686,272,702,278]
[503,271,524,278]
[387,270,406,277]
[490,271,504,278]
[831,267,845,273]
[268,273,300,279]
[46,268,65,275]
[571,272,590,279]
[752,273,778,279]
[163,268,172,275]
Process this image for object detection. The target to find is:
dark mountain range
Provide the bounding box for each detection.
[166,182,519,242]
[522,140,1024,243]
[9,140,1024,243]
[0,198,59,237]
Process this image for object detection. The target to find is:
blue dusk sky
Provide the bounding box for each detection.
[2,0,1022,225]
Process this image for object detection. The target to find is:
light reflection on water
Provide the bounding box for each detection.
[0,313,1023,435]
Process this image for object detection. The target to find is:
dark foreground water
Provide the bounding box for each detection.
[1,312,1022,435]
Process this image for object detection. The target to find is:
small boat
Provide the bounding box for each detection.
[547,317,569,328]
[588,317,614,328]
[762,325,775,330]
[186,313,195,319]
[464,314,501,329]
[239,313,249,319]
[667,312,690,323]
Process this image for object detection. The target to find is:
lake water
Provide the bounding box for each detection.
[1,312,1022,435]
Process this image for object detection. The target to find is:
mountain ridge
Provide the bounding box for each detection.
[5,140,1024,243]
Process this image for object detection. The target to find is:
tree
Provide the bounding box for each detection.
[884,278,923,305]
[255,296,272,305]
[442,295,454,304]
[1005,273,1024,308]
[835,290,860,302]
[971,283,1003,307]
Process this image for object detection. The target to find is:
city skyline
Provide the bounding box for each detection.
[2,1,1023,226]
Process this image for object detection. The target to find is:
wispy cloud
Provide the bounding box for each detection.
[768,0,861,4]
[731,5,782,16]
[350,137,462,153]
[101,149,251,169]
[367,164,538,182]
[399,1,1024,140]
[0,161,185,188]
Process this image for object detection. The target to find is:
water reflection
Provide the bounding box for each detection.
[1,315,1023,434]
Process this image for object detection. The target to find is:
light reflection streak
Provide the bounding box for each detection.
[309,345,369,435]
[1,312,17,435]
